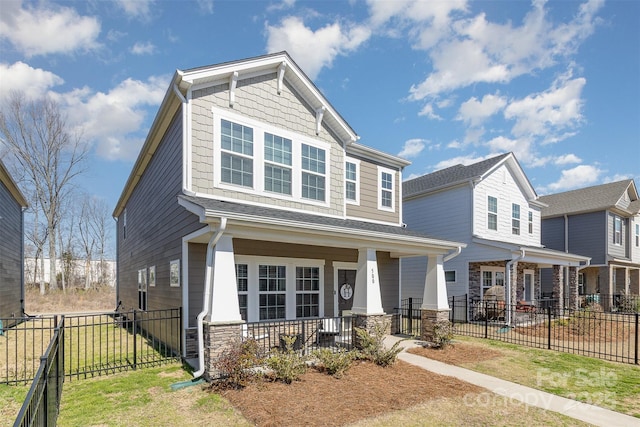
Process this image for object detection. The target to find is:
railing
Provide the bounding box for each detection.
[450,297,639,365]
[243,316,353,356]
[13,317,65,427]
[395,298,422,336]
[1,316,58,385]
[65,308,182,380]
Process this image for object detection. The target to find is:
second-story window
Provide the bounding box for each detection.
[345,160,358,203]
[636,224,639,247]
[301,144,326,201]
[512,203,520,235]
[378,166,395,210]
[528,211,533,234]
[264,133,292,195]
[614,216,622,245]
[488,196,498,230]
[221,119,253,188]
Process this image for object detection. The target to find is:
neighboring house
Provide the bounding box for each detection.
[0,159,28,327]
[113,52,462,377]
[402,153,590,319]
[24,257,117,288]
[539,179,640,306]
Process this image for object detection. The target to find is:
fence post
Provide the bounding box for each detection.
[450,296,455,322]
[635,312,638,365]
[408,298,413,335]
[547,307,552,350]
[484,301,488,339]
[464,294,468,323]
[133,310,137,370]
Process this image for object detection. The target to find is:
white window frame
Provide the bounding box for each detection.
[377,166,395,211]
[170,259,180,287]
[512,203,520,235]
[487,196,498,231]
[523,269,534,302]
[149,265,156,287]
[138,268,147,311]
[445,270,456,283]
[480,266,505,300]
[295,266,321,319]
[236,263,249,321]
[212,108,330,208]
[635,223,639,247]
[613,216,622,245]
[528,211,533,234]
[235,255,325,322]
[345,157,360,205]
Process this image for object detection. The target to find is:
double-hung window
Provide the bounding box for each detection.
[138,268,147,311]
[378,167,395,210]
[296,267,320,318]
[488,196,498,230]
[236,264,249,321]
[264,133,292,195]
[259,265,287,320]
[301,144,326,201]
[636,224,639,247]
[345,160,359,203]
[614,216,622,245]
[528,211,533,234]
[512,203,520,235]
[221,119,253,187]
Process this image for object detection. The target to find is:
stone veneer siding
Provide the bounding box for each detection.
[469,261,507,301]
[553,265,564,315]
[568,266,579,309]
[421,309,450,342]
[352,314,393,349]
[202,321,244,381]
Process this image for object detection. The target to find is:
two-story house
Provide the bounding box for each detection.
[539,179,640,309]
[0,159,28,328]
[401,153,590,322]
[113,52,463,378]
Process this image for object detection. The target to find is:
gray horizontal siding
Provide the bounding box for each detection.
[0,180,24,319]
[541,217,565,251]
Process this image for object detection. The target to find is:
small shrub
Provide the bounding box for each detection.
[266,335,306,384]
[617,292,640,313]
[355,324,402,367]
[312,348,355,378]
[432,319,455,349]
[211,338,262,390]
[570,304,603,335]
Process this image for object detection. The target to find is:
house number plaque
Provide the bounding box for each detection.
[340,283,353,300]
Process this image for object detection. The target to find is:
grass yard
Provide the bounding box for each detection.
[409,336,640,418]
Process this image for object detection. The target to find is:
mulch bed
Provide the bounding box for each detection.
[221,359,484,427]
[407,341,504,365]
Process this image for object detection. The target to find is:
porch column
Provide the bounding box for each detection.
[352,248,384,315]
[568,266,579,309]
[208,234,242,322]
[553,265,564,315]
[421,254,450,342]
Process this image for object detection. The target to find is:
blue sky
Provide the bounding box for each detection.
[1,0,639,217]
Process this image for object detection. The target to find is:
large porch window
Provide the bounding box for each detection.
[235,256,324,322]
[481,266,505,299]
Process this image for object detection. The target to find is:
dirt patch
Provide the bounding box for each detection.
[407,341,504,365]
[222,360,483,427]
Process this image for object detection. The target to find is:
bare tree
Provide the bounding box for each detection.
[0,92,87,292]
[78,196,96,290]
[87,197,111,286]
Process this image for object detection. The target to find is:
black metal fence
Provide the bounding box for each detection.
[450,297,639,365]
[13,317,65,427]
[395,298,423,336]
[244,315,353,356]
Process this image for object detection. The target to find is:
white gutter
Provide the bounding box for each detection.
[173,84,196,196]
[505,249,525,326]
[193,217,227,378]
[444,246,463,262]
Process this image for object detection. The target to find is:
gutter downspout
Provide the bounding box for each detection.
[193,217,227,378]
[173,83,196,197]
[505,249,525,327]
[444,246,463,262]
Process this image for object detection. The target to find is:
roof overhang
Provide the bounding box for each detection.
[179,195,464,258]
[473,237,590,267]
[0,160,28,207]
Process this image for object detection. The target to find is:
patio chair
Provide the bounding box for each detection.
[317,318,340,346]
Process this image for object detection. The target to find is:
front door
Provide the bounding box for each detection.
[337,269,356,316]
[524,270,534,302]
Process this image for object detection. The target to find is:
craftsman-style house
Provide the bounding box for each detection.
[113,52,463,378]
[401,153,590,320]
[0,159,28,327]
[539,179,640,309]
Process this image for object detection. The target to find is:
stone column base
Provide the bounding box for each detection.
[421,309,450,343]
[351,313,392,350]
[202,321,244,381]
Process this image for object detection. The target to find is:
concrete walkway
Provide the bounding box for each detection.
[385,336,640,427]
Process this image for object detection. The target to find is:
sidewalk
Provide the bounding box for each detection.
[385,336,640,427]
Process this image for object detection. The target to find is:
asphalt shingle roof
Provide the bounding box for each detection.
[539,179,638,218]
[403,153,510,198]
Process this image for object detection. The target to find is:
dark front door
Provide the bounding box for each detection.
[337,269,356,316]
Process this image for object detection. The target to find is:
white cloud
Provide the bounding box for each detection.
[50,75,169,161]
[0,62,64,103]
[115,0,154,20]
[0,0,101,57]
[130,41,156,55]
[546,164,602,191]
[417,103,442,120]
[197,0,214,14]
[266,16,371,79]
[398,138,426,158]
[433,153,494,170]
[457,93,506,127]
[504,73,585,139]
[554,154,582,165]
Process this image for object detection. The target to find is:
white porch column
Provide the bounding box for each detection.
[208,234,242,322]
[421,254,449,311]
[351,248,384,315]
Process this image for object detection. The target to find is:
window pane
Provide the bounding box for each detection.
[302,144,325,174]
[221,119,253,156]
[236,264,248,292]
[381,189,392,207]
[302,172,325,201]
[264,133,292,165]
[345,162,356,181]
[346,181,356,200]
[381,172,392,190]
[488,196,497,213]
[265,164,292,195]
[221,153,253,187]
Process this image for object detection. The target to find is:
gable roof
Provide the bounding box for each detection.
[539,179,639,218]
[114,52,366,217]
[0,159,28,207]
[403,152,540,203]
